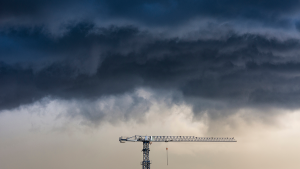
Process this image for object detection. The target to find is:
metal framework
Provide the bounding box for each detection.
[141,141,150,169]
[119,135,237,169]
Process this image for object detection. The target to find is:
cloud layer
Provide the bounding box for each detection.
[1,0,300,27]
[1,0,300,122]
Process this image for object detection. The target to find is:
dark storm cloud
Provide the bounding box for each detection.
[102,0,300,26]
[1,22,300,113]
[1,0,300,27]
[0,23,142,67]
[1,0,300,120]
[0,0,89,18]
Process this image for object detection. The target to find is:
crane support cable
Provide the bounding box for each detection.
[166,147,168,165]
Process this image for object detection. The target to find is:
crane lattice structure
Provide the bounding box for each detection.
[119,135,237,169]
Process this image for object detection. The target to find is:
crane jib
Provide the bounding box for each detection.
[119,135,237,143]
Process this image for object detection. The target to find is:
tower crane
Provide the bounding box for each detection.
[119,135,237,169]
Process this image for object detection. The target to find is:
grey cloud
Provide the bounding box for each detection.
[295,21,300,32]
[1,0,300,29]
[63,94,152,126]
[1,23,300,118]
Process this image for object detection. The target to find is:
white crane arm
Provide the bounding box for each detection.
[119,135,237,143]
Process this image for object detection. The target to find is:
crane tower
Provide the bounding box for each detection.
[119,135,237,169]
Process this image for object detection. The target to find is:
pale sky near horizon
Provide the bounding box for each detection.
[1,0,300,168]
[1,89,300,169]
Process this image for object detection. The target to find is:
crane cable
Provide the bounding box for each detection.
[166,143,168,166]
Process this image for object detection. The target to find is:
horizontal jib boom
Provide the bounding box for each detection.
[119,135,237,143]
[151,136,236,142]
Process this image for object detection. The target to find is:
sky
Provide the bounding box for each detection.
[1,0,300,169]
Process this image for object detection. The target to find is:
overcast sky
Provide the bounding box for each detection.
[1,0,300,169]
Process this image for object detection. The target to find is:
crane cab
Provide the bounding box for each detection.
[144,136,152,141]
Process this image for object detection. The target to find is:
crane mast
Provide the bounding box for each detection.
[119,135,237,169]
